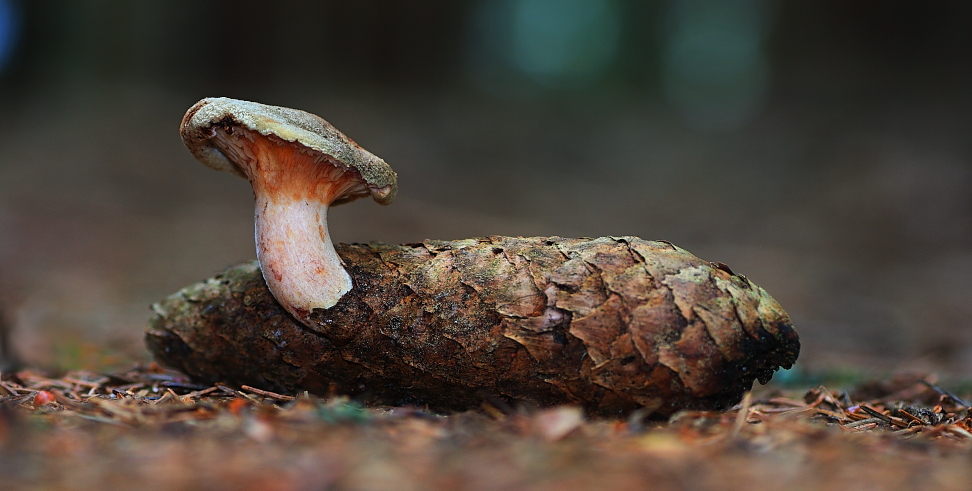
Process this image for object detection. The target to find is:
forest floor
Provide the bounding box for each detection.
[1,365,971,491]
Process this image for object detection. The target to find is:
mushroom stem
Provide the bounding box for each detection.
[254,195,351,319]
[207,127,366,319]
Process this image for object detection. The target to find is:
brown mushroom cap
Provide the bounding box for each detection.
[180,97,397,205]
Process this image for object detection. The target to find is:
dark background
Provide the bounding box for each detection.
[0,0,970,374]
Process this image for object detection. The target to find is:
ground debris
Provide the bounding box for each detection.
[1,366,972,490]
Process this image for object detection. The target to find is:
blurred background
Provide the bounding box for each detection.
[0,0,970,375]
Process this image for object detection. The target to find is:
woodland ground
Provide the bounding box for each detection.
[2,365,971,491]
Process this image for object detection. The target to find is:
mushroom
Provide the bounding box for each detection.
[180,97,397,322]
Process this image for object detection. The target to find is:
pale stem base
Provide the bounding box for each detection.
[254,196,352,320]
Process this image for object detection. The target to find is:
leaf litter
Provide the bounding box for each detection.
[2,365,972,491]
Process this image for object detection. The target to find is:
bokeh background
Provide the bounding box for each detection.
[0,0,970,375]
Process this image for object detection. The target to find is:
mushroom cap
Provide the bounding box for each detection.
[180,97,397,205]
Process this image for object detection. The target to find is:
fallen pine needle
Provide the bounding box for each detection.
[241,385,296,402]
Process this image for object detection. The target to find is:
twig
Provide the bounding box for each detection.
[893,426,924,436]
[159,381,210,391]
[766,397,809,407]
[215,384,238,395]
[111,383,145,393]
[731,392,752,438]
[843,417,884,429]
[217,384,262,403]
[152,389,176,405]
[0,381,20,395]
[859,405,892,424]
[240,385,296,402]
[920,381,971,408]
[51,391,89,410]
[947,425,972,439]
[183,386,219,399]
[808,407,845,420]
[897,409,923,425]
[751,406,811,414]
[807,386,846,418]
[63,376,109,389]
